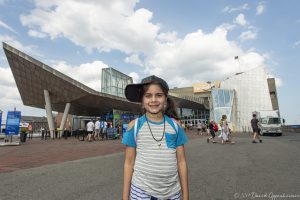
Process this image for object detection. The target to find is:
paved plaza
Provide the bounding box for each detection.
[0,131,299,200]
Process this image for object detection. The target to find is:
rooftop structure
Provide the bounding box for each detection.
[3,42,205,137]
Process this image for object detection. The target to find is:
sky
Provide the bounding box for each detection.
[0,0,299,124]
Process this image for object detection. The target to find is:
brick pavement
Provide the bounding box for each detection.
[0,129,204,173]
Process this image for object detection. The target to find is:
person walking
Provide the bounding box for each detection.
[86,119,95,142]
[28,123,33,140]
[94,119,101,140]
[103,121,108,140]
[41,126,45,140]
[213,121,219,134]
[207,120,216,143]
[197,121,202,135]
[122,75,189,200]
[219,115,229,144]
[251,114,262,143]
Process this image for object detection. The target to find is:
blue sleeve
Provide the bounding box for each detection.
[122,126,136,147]
[176,126,188,147]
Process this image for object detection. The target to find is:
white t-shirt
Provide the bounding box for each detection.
[95,121,100,130]
[86,121,95,132]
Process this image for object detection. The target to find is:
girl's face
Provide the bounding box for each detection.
[142,84,167,115]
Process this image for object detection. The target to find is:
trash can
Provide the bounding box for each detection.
[63,130,69,139]
[20,132,28,142]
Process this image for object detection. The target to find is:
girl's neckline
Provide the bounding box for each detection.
[144,114,164,124]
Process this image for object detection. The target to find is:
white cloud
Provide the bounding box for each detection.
[19,1,268,88]
[129,72,139,83]
[157,31,178,43]
[239,30,257,42]
[0,66,15,87]
[0,66,46,120]
[218,23,236,31]
[28,29,47,38]
[222,4,249,13]
[0,35,43,57]
[256,2,265,15]
[0,20,17,33]
[125,54,143,66]
[143,25,265,87]
[234,13,247,26]
[275,78,283,87]
[20,0,159,54]
[53,60,108,91]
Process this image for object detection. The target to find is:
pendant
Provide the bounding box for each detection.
[158,143,162,148]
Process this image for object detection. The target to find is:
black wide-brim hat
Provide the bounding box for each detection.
[125,75,169,102]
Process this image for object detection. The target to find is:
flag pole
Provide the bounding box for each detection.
[234,56,241,73]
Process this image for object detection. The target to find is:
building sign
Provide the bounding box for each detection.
[5,111,21,135]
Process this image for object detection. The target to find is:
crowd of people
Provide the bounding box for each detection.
[85,119,111,142]
[182,113,264,145]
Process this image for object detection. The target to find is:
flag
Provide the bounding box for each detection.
[234,56,239,60]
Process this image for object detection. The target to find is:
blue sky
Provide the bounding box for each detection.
[0,0,299,124]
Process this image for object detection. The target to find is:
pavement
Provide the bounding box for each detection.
[0,131,201,173]
[0,130,299,200]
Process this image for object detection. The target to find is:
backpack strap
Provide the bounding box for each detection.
[170,118,179,134]
[134,118,139,143]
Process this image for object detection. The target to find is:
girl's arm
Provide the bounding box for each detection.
[122,146,136,200]
[177,145,189,200]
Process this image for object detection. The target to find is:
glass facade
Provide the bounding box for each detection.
[101,68,133,98]
[211,89,235,124]
[179,108,209,120]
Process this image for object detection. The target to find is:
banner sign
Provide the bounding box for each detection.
[113,114,120,119]
[5,111,21,135]
[106,128,118,139]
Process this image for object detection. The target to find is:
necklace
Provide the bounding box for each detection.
[145,115,165,147]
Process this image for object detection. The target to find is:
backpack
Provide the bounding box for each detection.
[133,116,179,143]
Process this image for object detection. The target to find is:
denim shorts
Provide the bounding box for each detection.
[130,184,181,200]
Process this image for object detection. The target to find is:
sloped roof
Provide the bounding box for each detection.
[3,42,205,116]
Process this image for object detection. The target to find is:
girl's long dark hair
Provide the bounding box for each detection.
[140,82,179,120]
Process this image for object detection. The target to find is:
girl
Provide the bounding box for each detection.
[122,75,189,200]
[218,115,229,144]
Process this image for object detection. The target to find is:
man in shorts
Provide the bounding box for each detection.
[86,119,95,142]
[251,114,262,143]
